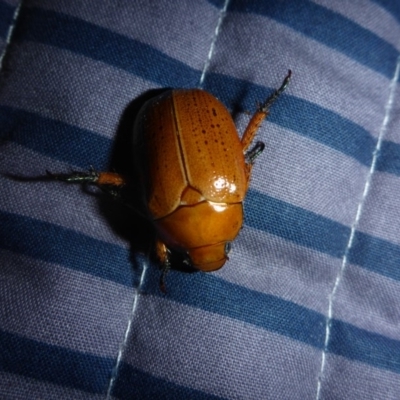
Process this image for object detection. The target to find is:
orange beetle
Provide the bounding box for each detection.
[48,71,291,289]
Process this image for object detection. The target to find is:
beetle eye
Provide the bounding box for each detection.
[225,242,232,256]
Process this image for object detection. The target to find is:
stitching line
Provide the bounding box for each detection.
[199,0,230,88]
[315,55,400,400]
[0,0,23,74]
[106,259,148,399]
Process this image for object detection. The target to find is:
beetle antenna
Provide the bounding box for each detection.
[259,69,292,112]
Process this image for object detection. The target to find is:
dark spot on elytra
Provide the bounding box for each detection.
[204,140,208,145]
[212,108,217,117]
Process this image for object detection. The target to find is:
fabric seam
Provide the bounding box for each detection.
[0,0,23,75]
[199,0,230,88]
[315,55,400,400]
[106,260,148,399]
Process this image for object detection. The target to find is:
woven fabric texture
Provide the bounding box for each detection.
[1,1,400,399]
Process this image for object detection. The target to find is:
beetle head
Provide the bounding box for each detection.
[188,242,231,272]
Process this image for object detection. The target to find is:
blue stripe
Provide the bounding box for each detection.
[0,210,132,286]
[371,0,400,23]
[247,191,400,283]
[8,8,400,176]
[207,0,225,9]
[0,1,14,40]
[348,231,400,281]
[210,0,398,79]
[329,319,400,374]
[0,329,114,394]
[15,7,200,88]
[0,106,111,170]
[113,363,226,400]
[377,140,400,175]
[246,189,350,259]
[144,266,327,348]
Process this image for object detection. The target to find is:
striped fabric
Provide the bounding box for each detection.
[1,1,400,399]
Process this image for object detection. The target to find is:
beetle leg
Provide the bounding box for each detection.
[241,110,268,154]
[46,167,126,186]
[245,141,265,164]
[46,167,127,199]
[159,260,171,294]
[243,141,266,186]
[156,240,171,293]
[241,70,292,153]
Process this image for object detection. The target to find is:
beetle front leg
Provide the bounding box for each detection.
[156,240,171,293]
[241,70,292,153]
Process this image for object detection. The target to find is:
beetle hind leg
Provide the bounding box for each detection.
[241,70,292,153]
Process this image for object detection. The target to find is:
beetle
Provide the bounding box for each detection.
[48,70,291,290]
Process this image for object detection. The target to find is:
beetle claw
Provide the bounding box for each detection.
[159,259,171,294]
[46,168,99,183]
[245,141,265,164]
[259,69,292,113]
